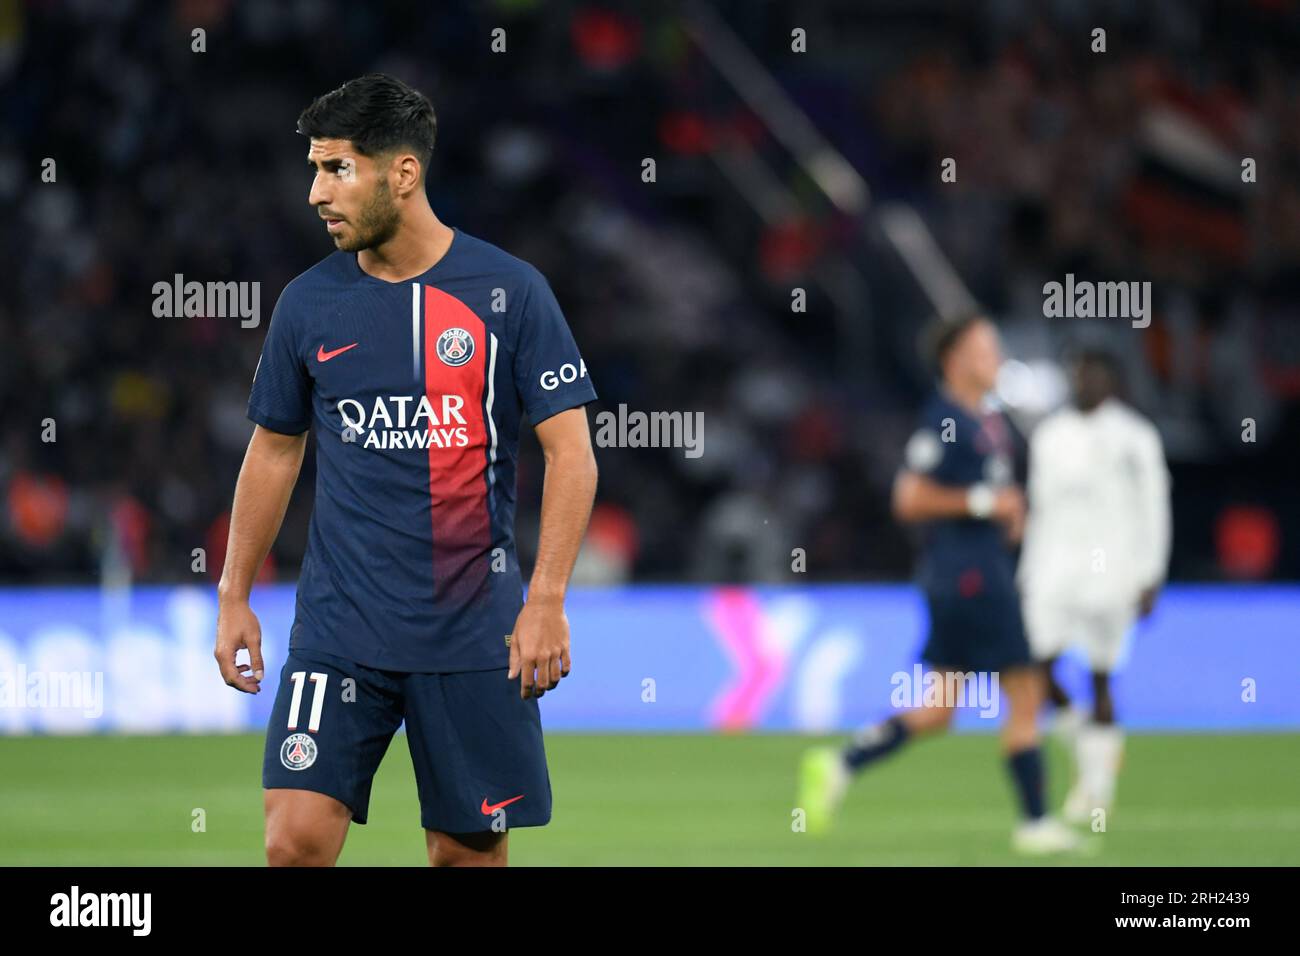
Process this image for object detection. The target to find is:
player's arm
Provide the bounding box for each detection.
[892,425,1023,535]
[509,406,598,700]
[1132,423,1172,617]
[215,425,308,693]
[891,470,1024,536]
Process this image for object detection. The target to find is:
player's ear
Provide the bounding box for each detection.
[393,152,422,196]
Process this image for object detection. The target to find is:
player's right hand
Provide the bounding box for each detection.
[215,599,265,694]
[993,486,1026,543]
[507,597,572,700]
[1137,586,1160,619]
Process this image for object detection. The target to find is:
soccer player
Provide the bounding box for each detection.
[799,314,1081,854]
[1018,348,1171,823]
[213,74,599,867]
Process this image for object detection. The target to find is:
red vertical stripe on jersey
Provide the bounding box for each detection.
[422,285,490,606]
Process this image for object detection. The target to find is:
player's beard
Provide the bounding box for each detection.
[337,178,401,252]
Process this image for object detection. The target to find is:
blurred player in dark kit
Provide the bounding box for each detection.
[215,74,598,866]
[800,315,1082,855]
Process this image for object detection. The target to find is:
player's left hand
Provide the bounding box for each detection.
[1138,586,1160,619]
[508,596,572,700]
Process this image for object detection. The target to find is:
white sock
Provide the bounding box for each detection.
[1076,723,1124,808]
[1050,704,1088,746]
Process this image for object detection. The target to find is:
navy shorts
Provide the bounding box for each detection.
[920,590,1033,674]
[262,647,552,833]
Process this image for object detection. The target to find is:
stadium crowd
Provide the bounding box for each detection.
[2,0,1296,584]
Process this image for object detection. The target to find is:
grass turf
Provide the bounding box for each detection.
[1,732,1297,865]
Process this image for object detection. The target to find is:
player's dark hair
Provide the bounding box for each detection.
[1073,346,1120,372]
[1069,345,1125,389]
[297,73,437,177]
[926,312,987,374]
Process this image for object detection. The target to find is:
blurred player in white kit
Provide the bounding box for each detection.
[1018,348,1172,823]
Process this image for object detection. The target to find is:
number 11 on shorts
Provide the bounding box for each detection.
[286,671,328,732]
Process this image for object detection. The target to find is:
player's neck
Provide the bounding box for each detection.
[943,380,986,416]
[357,205,455,283]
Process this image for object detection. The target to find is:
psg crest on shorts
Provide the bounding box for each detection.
[279,732,318,771]
[436,327,475,367]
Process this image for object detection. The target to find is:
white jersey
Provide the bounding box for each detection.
[1018,399,1171,609]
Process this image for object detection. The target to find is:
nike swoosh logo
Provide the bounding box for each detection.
[481,794,524,815]
[317,342,359,362]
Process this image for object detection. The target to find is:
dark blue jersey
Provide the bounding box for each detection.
[247,228,597,672]
[902,390,1021,599]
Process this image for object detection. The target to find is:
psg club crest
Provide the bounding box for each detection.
[279,733,318,771]
[436,327,475,367]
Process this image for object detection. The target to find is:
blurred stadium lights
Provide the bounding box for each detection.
[996,357,1071,427]
[708,140,803,225]
[683,2,869,216]
[683,4,985,335]
[876,203,980,320]
[681,1,987,379]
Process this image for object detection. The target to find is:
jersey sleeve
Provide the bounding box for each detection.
[247,286,311,435]
[902,426,946,476]
[1016,422,1052,590]
[1131,421,1173,588]
[902,405,963,484]
[511,268,597,424]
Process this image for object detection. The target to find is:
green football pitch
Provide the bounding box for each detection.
[2,732,1297,865]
